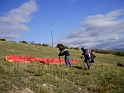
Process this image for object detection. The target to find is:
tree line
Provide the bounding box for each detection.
[92,49,124,56]
[0,39,124,56]
[0,39,79,50]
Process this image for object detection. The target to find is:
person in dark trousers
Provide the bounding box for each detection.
[81,47,91,70]
[58,47,72,68]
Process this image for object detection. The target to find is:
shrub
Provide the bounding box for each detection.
[19,41,28,44]
[0,39,6,41]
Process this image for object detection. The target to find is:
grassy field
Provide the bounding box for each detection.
[0,41,124,93]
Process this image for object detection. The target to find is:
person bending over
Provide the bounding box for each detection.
[58,47,72,68]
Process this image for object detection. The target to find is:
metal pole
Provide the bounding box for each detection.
[50,24,53,48]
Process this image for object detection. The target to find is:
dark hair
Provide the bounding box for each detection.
[59,47,64,51]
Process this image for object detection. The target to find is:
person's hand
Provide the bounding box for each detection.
[80,56,83,58]
[59,56,61,62]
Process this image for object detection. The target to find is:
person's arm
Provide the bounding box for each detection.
[59,56,61,62]
[58,52,62,56]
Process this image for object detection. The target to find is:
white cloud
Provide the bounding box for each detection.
[57,9,124,49]
[0,0,38,40]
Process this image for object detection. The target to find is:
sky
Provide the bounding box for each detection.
[0,0,124,49]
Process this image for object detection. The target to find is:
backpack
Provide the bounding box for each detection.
[90,53,96,63]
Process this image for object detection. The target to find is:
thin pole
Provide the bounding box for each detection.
[50,24,53,48]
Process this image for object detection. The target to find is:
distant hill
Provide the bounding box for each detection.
[113,48,124,52]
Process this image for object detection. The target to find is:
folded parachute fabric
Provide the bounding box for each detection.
[5,55,36,63]
[36,58,65,64]
[5,55,78,64]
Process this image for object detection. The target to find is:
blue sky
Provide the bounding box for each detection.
[0,0,124,49]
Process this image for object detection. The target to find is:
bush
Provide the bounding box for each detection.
[0,39,6,41]
[42,43,49,47]
[19,41,28,44]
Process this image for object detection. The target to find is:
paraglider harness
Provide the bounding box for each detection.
[80,48,96,63]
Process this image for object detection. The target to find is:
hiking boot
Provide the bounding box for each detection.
[88,67,90,70]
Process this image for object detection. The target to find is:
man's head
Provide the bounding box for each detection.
[81,47,84,50]
[59,47,64,51]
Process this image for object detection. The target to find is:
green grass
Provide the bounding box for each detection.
[0,41,124,93]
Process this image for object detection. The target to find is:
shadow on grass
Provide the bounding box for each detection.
[72,66,87,70]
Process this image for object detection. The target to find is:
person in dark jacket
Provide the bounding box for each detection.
[81,47,91,70]
[58,47,72,68]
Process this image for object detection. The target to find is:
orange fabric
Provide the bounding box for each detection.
[5,55,36,63]
[5,55,78,64]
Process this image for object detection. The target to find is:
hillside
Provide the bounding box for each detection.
[0,41,124,93]
[114,48,124,52]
